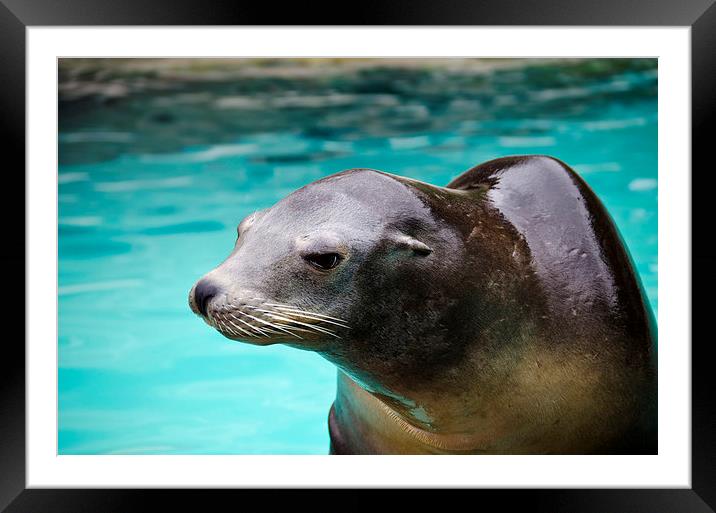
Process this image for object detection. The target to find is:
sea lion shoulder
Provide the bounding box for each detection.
[445,154,573,191]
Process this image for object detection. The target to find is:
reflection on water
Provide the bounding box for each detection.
[58,59,657,454]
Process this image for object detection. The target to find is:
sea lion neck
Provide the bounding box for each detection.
[331,338,653,454]
[332,371,496,453]
[323,307,540,437]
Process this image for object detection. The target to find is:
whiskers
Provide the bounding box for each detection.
[209,300,350,341]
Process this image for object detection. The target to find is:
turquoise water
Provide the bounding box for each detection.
[58,60,657,454]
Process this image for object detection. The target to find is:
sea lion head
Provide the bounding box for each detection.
[189,168,470,389]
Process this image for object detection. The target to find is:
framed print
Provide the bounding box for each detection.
[2,0,714,510]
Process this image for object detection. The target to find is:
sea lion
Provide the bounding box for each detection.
[189,155,657,454]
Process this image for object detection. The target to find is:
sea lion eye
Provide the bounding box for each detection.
[304,252,342,271]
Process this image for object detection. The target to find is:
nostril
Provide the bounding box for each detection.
[193,280,219,317]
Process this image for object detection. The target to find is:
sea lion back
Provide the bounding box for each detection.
[447,155,655,351]
[446,155,657,453]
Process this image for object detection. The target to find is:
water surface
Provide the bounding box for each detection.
[58,59,657,454]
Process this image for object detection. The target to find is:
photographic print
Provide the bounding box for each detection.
[58,57,658,455]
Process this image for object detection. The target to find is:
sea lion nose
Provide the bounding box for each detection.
[192,279,219,317]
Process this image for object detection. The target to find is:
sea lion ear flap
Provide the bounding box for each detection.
[393,234,433,256]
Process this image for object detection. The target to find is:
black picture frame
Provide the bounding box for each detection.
[2,1,713,511]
